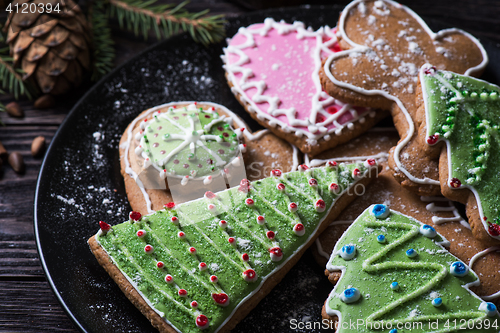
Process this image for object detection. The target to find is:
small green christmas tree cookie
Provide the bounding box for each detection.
[90,159,379,333]
[135,102,244,187]
[324,204,499,333]
[420,66,500,243]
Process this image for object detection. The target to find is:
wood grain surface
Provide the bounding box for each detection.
[0,0,499,331]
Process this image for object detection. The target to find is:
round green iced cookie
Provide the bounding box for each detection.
[135,103,243,185]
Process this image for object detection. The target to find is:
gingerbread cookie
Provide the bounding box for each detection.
[120,101,300,215]
[223,18,389,156]
[417,67,500,244]
[322,205,499,332]
[320,0,488,195]
[89,161,380,333]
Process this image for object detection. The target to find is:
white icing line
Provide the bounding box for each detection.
[420,195,469,229]
[324,0,488,186]
[223,18,372,144]
[469,246,500,301]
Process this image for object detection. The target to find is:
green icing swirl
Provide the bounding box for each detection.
[139,104,240,178]
[96,162,371,332]
[326,207,497,333]
[422,69,500,238]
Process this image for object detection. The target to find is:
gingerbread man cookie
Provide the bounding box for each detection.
[320,0,487,195]
[417,66,500,245]
[223,18,389,156]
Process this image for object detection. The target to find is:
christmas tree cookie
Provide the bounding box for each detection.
[89,160,379,333]
[418,66,500,244]
[323,205,499,333]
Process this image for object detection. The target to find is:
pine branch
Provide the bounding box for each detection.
[108,0,226,46]
[89,0,116,81]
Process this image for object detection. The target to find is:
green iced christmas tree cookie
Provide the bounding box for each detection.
[325,204,499,333]
[421,66,500,241]
[93,159,378,332]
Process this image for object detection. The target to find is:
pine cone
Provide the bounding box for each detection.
[4,0,91,95]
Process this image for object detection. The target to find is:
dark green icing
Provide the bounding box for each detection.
[422,68,500,239]
[326,206,498,333]
[140,104,240,178]
[96,162,370,332]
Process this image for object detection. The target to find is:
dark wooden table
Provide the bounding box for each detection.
[1,0,499,331]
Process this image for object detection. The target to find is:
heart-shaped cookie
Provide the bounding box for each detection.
[223,18,389,156]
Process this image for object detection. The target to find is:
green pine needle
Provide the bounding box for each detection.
[108,0,226,46]
[89,0,116,81]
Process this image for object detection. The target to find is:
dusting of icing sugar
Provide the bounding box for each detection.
[223,18,373,145]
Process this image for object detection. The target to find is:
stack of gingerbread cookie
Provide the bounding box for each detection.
[88,1,500,332]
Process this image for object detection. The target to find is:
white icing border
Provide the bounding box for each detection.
[323,0,488,186]
[222,18,375,145]
[421,68,500,241]
[98,165,374,332]
[324,205,492,323]
[469,246,500,301]
[123,101,299,213]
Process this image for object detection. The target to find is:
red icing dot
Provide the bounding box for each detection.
[182,113,187,117]
[173,116,179,120]
[427,134,440,145]
[171,216,179,223]
[99,221,110,231]
[178,231,185,238]
[218,149,225,155]
[315,199,326,212]
[271,169,282,177]
[352,168,361,178]
[243,269,256,280]
[207,159,213,165]
[219,220,227,227]
[178,289,187,297]
[245,198,254,206]
[315,114,326,123]
[205,191,216,199]
[196,314,209,328]
[173,159,179,164]
[165,274,173,283]
[157,126,162,130]
[298,164,309,171]
[242,253,249,261]
[191,301,198,308]
[289,202,298,211]
[183,163,189,168]
[210,275,218,283]
[424,66,437,75]
[488,222,500,236]
[160,150,166,155]
[269,246,283,257]
[266,230,275,240]
[205,115,211,118]
[330,183,340,192]
[276,183,285,191]
[222,132,229,137]
[153,134,158,139]
[228,237,235,244]
[257,215,265,223]
[156,261,164,269]
[199,262,207,270]
[212,292,229,305]
[450,178,461,188]
[309,178,318,187]
[366,158,376,166]
[165,202,175,209]
[129,211,142,221]
[189,247,196,254]
[326,105,340,114]
[144,245,153,253]
[217,126,224,131]
[327,160,337,168]
[136,230,145,238]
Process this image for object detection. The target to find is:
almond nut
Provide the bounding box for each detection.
[31,136,46,157]
[5,101,24,118]
[8,152,25,174]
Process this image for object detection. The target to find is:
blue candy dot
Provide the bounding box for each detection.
[406,248,418,258]
[480,302,497,317]
[390,282,399,290]
[340,244,356,260]
[371,204,390,219]
[487,303,496,311]
[432,298,442,307]
[340,287,361,303]
[389,329,398,333]
[450,261,468,277]
[420,224,437,238]
[377,235,386,243]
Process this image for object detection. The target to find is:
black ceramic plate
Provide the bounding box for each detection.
[35,6,500,333]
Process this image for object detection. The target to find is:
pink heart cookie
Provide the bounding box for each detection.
[223,18,388,156]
